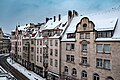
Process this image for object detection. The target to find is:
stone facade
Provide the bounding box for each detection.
[61,17,120,80]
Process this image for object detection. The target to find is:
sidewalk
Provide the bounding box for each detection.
[7,57,45,80]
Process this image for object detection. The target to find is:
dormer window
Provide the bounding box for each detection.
[67,33,75,38]
[83,24,87,30]
[97,31,113,38]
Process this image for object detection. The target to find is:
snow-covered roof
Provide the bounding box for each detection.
[61,16,81,41]
[96,38,120,41]
[36,15,68,39]
[66,16,81,33]
[62,9,120,41]
[81,8,120,31]
[112,18,120,39]
[44,15,67,30]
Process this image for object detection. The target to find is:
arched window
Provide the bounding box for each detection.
[72,68,77,76]
[64,66,68,73]
[83,24,87,30]
[81,70,87,78]
[106,76,114,80]
[93,73,99,80]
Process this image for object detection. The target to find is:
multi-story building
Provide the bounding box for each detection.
[22,23,45,71]
[34,10,78,79]
[0,28,10,54]
[11,9,120,80]
[61,9,120,80]
[11,25,26,63]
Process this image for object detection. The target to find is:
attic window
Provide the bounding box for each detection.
[83,24,87,30]
[67,33,75,38]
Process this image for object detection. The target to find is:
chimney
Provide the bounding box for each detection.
[68,10,72,21]
[73,10,78,17]
[50,18,52,20]
[18,25,20,27]
[58,14,61,21]
[46,17,49,23]
[54,16,56,22]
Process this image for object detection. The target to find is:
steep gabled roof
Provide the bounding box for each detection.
[62,9,120,41]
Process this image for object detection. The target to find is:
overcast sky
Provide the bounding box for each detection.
[0,0,120,33]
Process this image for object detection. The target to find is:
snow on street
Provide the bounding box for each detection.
[7,57,45,80]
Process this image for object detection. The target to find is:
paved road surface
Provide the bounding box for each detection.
[0,55,29,80]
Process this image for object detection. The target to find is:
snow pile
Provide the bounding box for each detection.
[7,57,45,80]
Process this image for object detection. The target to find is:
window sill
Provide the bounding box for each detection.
[97,52,111,54]
[81,51,87,53]
[63,72,68,74]
[104,68,111,70]
[96,66,103,69]
[96,67,111,70]
[66,61,75,64]
[72,74,77,77]
[79,63,90,67]
[66,50,75,51]
[81,78,87,80]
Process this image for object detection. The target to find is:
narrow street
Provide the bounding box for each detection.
[0,55,29,80]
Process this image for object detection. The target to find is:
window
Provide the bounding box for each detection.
[50,40,52,46]
[66,55,74,63]
[55,40,58,46]
[31,40,34,44]
[97,44,103,53]
[80,33,84,39]
[97,44,111,53]
[97,31,112,38]
[40,48,42,54]
[40,56,42,63]
[82,44,87,52]
[20,48,21,52]
[37,55,39,62]
[85,33,90,39]
[55,49,58,56]
[55,59,58,67]
[66,55,70,62]
[104,44,110,53]
[72,68,77,76]
[50,49,53,55]
[106,76,114,80]
[40,40,42,45]
[82,57,87,65]
[66,44,71,50]
[37,47,39,53]
[93,73,99,80]
[71,44,74,50]
[20,42,21,46]
[37,40,39,45]
[64,66,68,73]
[81,70,87,79]
[31,47,34,52]
[83,24,87,30]
[66,43,74,51]
[50,58,53,66]
[96,58,102,68]
[39,33,41,37]
[104,60,110,69]
[67,33,75,38]
[71,55,74,62]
